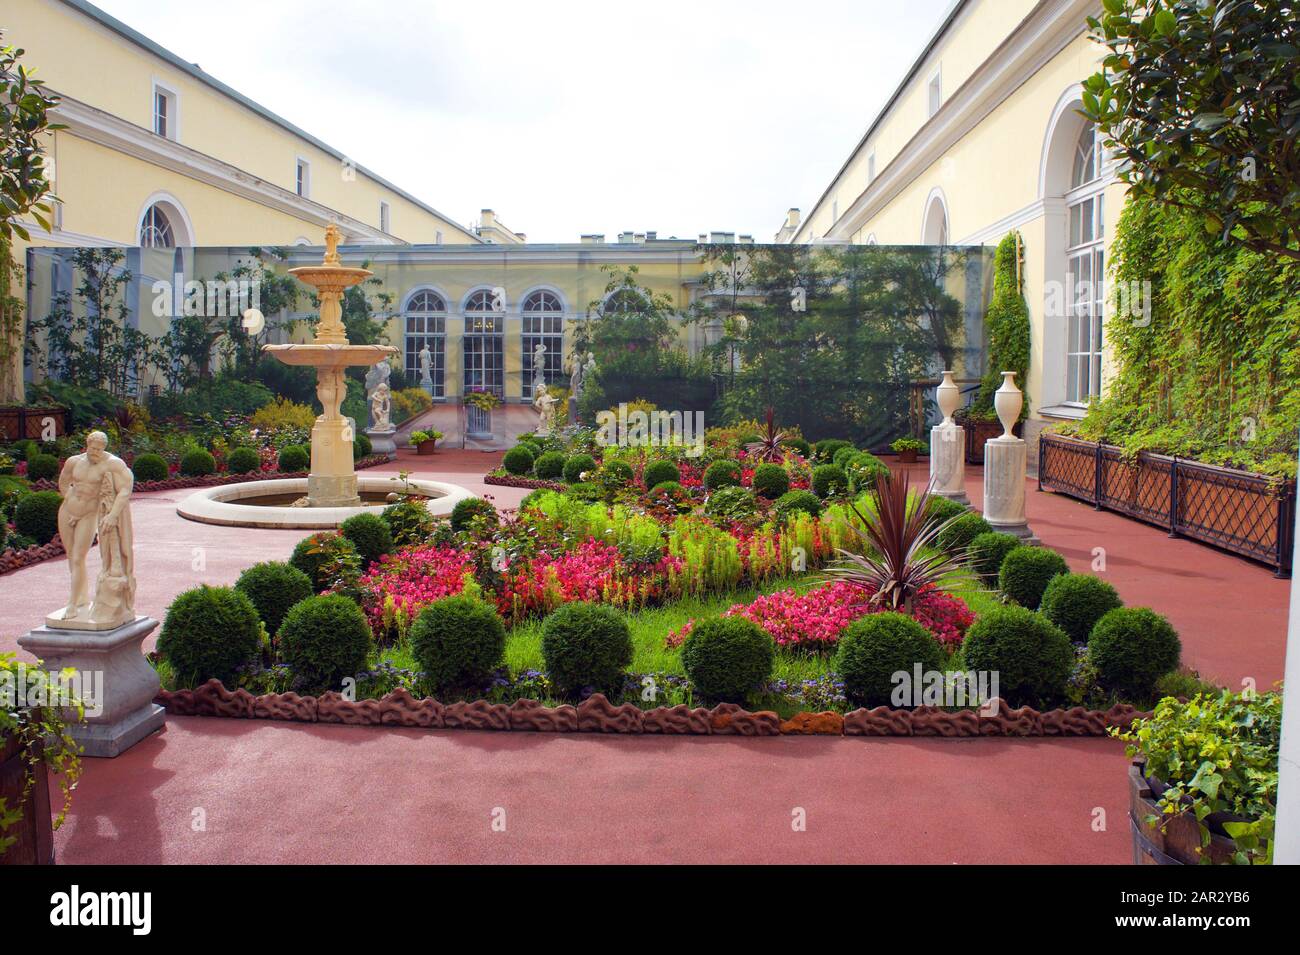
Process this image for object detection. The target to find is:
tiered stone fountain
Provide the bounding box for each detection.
[177,225,473,529]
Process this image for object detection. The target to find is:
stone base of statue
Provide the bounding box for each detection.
[568,395,579,425]
[929,422,968,504]
[366,426,397,460]
[420,375,433,398]
[18,616,165,758]
[982,436,1038,543]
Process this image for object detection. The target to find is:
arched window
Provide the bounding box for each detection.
[921,190,949,246]
[404,290,446,397]
[521,290,564,388]
[1065,122,1105,404]
[603,288,647,314]
[140,204,174,247]
[463,288,504,397]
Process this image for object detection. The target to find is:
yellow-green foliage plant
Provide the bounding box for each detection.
[250,396,317,431]
[667,517,742,595]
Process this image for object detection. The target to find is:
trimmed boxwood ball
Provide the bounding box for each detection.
[782,436,812,458]
[845,451,890,492]
[703,459,742,490]
[936,511,994,555]
[642,459,680,489]
[832,445,857,469]
[774,489,823,518]
[339,511,394,568]
[409,595,506,692]
[502,444,536,475]
[450,497,499,534]
[180,448,216,477]
[600,459,634,485]
[810,463,848,498]
[131,452,169,482]
[289,532,357,591]
[705,484,757,521]
[234,561,313,636]
[541,602,634,697]
[963,605,1073,706]
[563,452,596,483]
[814,438,851,462]
[353,432,372,460]
[158,584,262,686]
[27,453,59,482]
[14,490,62,544]
[998,545,1069,609]
[968,531,1021,580]
[681,616,775,703]
[925,495,967,526]
[1088,607,1181,698]
[533,450,566,480]
[835,612,945,708]
[1039,573,1123,643]
[751,462,790,499]
[277,444,309,473]
[277,594,371,692]
[226,446,260,475]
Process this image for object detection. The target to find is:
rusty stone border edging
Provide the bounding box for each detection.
[0,535,65,577]
[155,679,1149,737]
[483,473,566,492]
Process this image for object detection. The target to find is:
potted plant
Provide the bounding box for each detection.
[1113,689,1278,865]
[890,437,927,464]
[463,389,501,436]
[409,430,442,455]
[1,655,83,865]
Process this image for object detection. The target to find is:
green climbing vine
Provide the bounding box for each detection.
[0,232,22,403]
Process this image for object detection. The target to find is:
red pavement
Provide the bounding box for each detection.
[0,450,1285,864]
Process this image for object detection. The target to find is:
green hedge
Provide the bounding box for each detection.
[681,616,774,703]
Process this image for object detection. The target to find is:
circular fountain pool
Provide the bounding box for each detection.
[176,475,475,529]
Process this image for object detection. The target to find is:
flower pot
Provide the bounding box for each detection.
[1128,761,1244,865]
[898,450,918,464]
[415,439,438,456]
[0,731,55,865]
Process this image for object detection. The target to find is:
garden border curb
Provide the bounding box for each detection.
[154,680,1149,738]
[0,535,65,577]
[483,474,565,492]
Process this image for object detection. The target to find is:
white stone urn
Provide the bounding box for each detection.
[936,370,960,427]
[994,371,1022,439]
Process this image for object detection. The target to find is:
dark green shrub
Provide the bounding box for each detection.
[736,432,763,450]
[450,496,498,534]
[832,445,857,469]
[27,453,58,482]
[541,602,633,697]
[705,485,757,521]
[380,499,434,546]
[290,532,358,592]
[845,451,890,492]
[226,447,260,475]
[277,444,309,473]
[751,462,790,499]
[642,459,680,488]
[782,437,812,458]
[681,616,775,703]
[179,448,216,477]
[968,531,1021,579]
[963,606,1073,706]
[835,612,945,708]
[810,463,848,498]
[925,495,967,525]
[14,490,61,544]
[353,432,372,460]
[234,561,313,636]
[600,459,634,486]
[1040,573,1123,643]
[564,482,605,503]
[409,595,506,692]
[1089,607,1181,698]
[998,546,1069,609]
[774,489,823,518]
[936,511,994,555]
[277,594,371,692]
[158,585,262,686]
[340,512,394,568]
[814,439,851,462]
[533,450,566,480]
[703,459,741,491]
[131,452,169,482]
[647,480,691,512]
[563,453,596,483]
[502,444,536,475]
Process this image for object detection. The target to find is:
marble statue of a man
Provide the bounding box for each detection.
[49,430,136,630]
[419,344,432,382]
[532,342,547,392]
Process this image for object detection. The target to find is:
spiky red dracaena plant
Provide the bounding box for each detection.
[823,469,974,614]
[744,407,791,463]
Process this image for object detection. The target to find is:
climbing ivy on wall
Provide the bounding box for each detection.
[1066,194,1300,479]
[970,231,1030,420]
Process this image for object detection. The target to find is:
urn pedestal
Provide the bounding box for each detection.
[366,426,397,460]
[982,437,1037,542]
[930,423,968,503]
[18,616,165,758]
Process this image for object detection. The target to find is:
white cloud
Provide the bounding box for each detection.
[93,0,952,241]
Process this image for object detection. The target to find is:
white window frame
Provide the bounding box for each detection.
[379,201,391,233]
[1063,124,1107,406]
[151,80,179,141]
[927,66,942,117]
[295,157,311,198]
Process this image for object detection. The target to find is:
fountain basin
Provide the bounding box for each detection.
[176,476,475,529]
[262,343,395,369]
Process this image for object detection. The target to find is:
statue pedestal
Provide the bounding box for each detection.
[982,436,1037,542]
[366,427,397,460]
[567,396,578,425]
[420,375,433,398]
[18,616,165,758]
[308,416,360,507]
[929,422,968,504]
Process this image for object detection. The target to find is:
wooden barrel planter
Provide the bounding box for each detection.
[0,732,55,866]
[1128,761,1245,865]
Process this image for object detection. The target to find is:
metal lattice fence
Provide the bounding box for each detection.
[1038,433,1295,577]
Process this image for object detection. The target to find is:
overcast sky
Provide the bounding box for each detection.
[95,0,953,242]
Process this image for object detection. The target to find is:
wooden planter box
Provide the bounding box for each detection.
[1039,433,1295,577]
[0,406,69,442]
[1128,761,1242,865]
[961,417,1021,464]
[0,731,54,866]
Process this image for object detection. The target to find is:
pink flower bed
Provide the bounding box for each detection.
[359,545,473,635]
[498,538,682,619]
